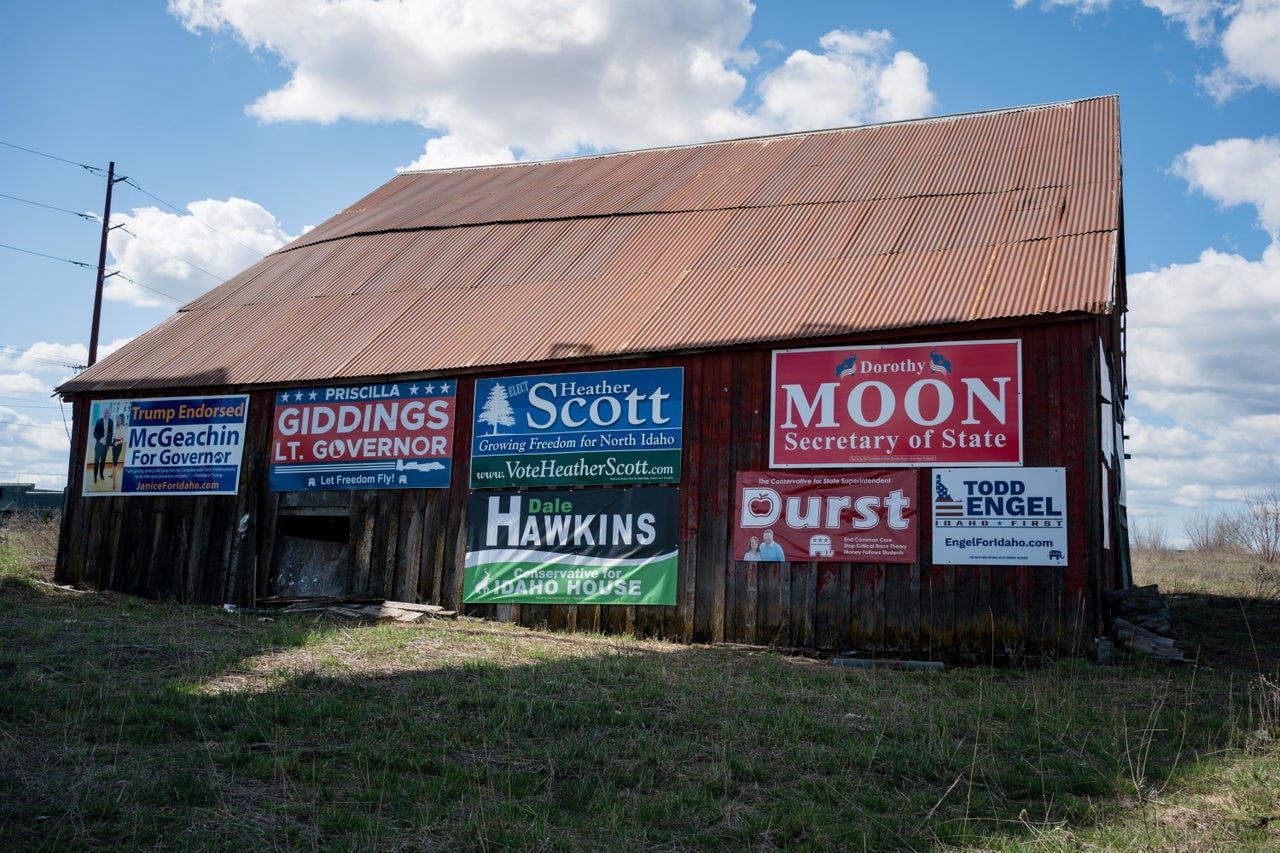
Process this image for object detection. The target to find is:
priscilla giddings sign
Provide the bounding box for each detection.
[470,367,683,488]
[770,340,1022,468]
[269,381,457,491]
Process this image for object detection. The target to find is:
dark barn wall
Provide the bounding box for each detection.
[57,317,1117,655]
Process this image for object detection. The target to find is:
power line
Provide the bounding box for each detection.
[0,345,85,369]
[0,138,103,175]
[0,191,98,222]
[120,275,185,305]
[3,138,270,260]
[0,243,184,304]
[119,177,270,259]
[116,224,224,283]
[0,242,97,270]
[0,401,67,411]
[0,416,73,436]
[3,189,234,288]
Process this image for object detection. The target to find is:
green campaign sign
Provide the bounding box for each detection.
[464,487,679,605]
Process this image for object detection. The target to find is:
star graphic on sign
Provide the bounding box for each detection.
[278,391,289,404]
[308,390,318,401]
[440,381,452,394]
[409,384,419,395]
[424,383,436,395]
[293,391,304,402]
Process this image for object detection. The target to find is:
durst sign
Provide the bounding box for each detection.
[770,340,1023,468]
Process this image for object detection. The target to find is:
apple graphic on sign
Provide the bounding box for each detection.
[741,488,781,525]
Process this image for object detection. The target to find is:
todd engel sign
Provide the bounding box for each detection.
[931,467,1067,566]
[770,340,1022,468]
[471,367,682,488]
[269,381,456,491]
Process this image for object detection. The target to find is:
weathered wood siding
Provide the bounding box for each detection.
[57,318,1120,655]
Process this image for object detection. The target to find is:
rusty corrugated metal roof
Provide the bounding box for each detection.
[59,96,1123,396]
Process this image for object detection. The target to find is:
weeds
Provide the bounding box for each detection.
[2,532,1279,850]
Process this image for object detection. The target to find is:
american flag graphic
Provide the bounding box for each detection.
[934,474,964,517]
[934,497,965,517]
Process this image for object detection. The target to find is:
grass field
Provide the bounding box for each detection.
[3,516,1279,851]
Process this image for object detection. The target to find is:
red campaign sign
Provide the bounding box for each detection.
[770,340,1022,468]
[273,394,454,463]
[734,470,918,563]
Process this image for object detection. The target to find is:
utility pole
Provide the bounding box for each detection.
[88,161,126,367]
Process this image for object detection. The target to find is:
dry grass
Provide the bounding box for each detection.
[2,527,1279,851]
[1131,546,1268,598]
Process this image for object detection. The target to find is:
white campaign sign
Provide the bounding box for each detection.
[931,467,1067,566]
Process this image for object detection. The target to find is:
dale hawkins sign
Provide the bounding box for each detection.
[770,340,1023,468]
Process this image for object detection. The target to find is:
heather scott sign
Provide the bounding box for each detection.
[464,487,679,605]
[470,367,683,488]
[269,381,456,491]
[770,340,1022,468]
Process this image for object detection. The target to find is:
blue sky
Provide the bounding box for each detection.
[2,0,1277,546]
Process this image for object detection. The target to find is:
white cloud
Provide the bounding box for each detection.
[1201,0,1280,98]
[1014,0,1222,41]
[169,0,934,170]
[1173,136,1280,234]
[1141,0,1222,44]
[0,400,73,490]
[0,341,88,374]
[0,337,134,489]
[400,136,516,173]
[0,372,50,396]
[1124,133,1280,539]
[711,29,934,136]
[1128,242,1280,424]
[1017,0,1280,98]
[106,198,294,307]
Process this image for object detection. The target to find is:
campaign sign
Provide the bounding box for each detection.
[932,467,1067,566]
[464,487,678,605]
[734,470,918,563]
[269,381,456,491]
[770,340,1022,468]
[82,395,249,496]
[470,367,683,488]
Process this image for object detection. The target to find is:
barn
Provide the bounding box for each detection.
[55,96,1130,657]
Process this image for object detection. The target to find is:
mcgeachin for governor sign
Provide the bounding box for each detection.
[464,487,678,605]
[932,467,1067,566]
[470,367,682,488]
[770,340,1022,468]
[82,395,249,497]
[269,381,456,491]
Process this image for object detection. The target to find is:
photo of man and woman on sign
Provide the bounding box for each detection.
[741,529,785,561]
[85,401,128,494]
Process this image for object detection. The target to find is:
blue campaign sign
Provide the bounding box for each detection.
[83,395,250,497]
[471,367,684,488]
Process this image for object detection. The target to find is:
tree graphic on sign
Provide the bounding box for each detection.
[478,382,516,435]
